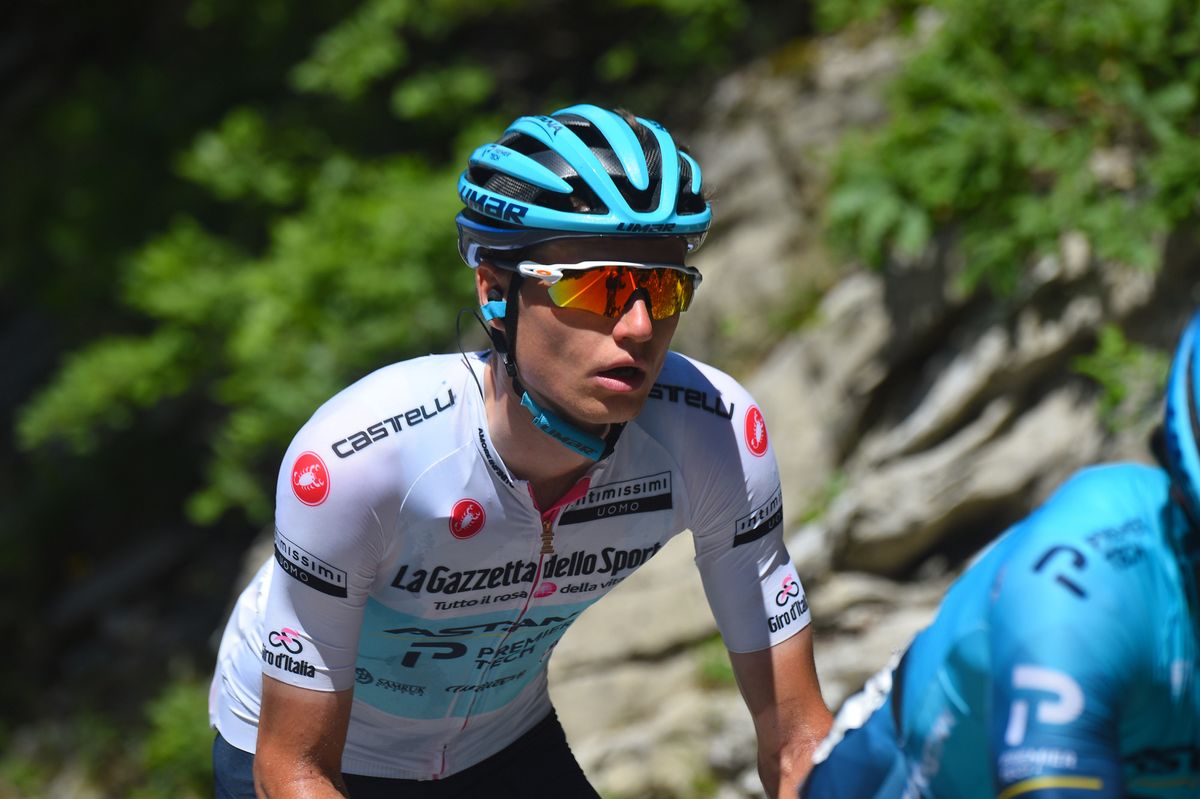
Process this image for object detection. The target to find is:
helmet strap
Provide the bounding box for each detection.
[479,273,623,461]
[520,391,606,461]
[1150,425,1200,538]
[1169,483,1200,545]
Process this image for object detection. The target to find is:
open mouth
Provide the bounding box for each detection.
[596,365,646,391]
[601,366,641,379]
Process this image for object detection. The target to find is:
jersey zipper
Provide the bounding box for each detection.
[445,479,590,772]
[539,514,556,554]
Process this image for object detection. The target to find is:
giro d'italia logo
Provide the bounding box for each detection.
[775,575,801,607]
[267,627,304,654]
[449,498,486,540]
[744,406,768,457]
[291,451,330,506]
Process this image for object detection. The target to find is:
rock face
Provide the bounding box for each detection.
[548,18,1200,799]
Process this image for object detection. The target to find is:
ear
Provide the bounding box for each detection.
[475,263,510,320]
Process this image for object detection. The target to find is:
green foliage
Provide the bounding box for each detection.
[0,678,212,798]
[133,679,212,798]
[290,0,418,100]
[694,634,737,689]
[22,151,470,524]
[1072,324,1170,430]
[15,0,789,527]
[0,754,50,796]
[17,331,195,454]
[822,0,1200,294]
[391,64,496,121]
[799,470,848,524]
[178,108,328,205]
[290,0,749,111]
[816,0,922,33]
[0,711,123,797]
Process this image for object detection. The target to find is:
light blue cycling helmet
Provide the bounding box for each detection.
[1162,311,1200,563]
[455,104,712,267]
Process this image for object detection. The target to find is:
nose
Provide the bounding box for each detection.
[613,294,654,342]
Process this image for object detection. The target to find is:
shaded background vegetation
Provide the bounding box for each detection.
[3,0,1197,794]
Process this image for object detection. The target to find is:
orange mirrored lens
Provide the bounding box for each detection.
[544,266,695,320]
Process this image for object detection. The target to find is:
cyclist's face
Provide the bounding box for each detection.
[479,236,688,429]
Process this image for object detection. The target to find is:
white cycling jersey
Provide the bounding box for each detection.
[209,350,810,779]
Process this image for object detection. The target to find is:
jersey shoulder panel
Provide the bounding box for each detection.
[995,463,1169,593]
[273,353,475,576]
[280,354,473,502]
[640,351,749,431]
[982,464,1174,693]
[907,464,1174,687]
[639,352,775,473]
[997,463,1174,597]
[307,353,469,443]
[638,352,781,537]
[639,355,801,652]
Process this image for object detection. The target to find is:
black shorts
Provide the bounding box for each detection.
[212,710,600,798]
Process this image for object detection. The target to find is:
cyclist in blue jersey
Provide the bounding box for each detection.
[209,105,833,798]
[800,311,1200,798]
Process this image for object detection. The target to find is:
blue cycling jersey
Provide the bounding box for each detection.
[802,463,1200,798]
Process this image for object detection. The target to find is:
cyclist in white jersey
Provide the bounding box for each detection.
[208,104,833,798]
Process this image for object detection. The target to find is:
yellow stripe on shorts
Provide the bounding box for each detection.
[996,776,1103,799]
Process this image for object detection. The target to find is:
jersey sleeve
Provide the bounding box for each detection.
[680,363,810,653]
[984,472,1149,798]
[259,393,400,693]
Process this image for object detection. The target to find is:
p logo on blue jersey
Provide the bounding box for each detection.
[1004,665,1085,746]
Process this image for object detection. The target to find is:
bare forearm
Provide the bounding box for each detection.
[756,701,833,798]
[253,760,349,799]
[729,628,832,798]
[255,678,354,799]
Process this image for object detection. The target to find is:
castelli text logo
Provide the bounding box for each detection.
[450,499,486,540]
[291,451,330,506]
[744,406,768,457]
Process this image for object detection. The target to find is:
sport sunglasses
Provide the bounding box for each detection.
[513,260,702,321]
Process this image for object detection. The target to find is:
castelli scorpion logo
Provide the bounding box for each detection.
[291,451,330,506]
[449,498,486,540]
[745,406,769,457]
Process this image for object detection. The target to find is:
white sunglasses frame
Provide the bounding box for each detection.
[515,260,703,288]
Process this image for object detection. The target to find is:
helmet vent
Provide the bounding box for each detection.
[483,173,541,204]
[530,150,577,180]
[498,130,538,154]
